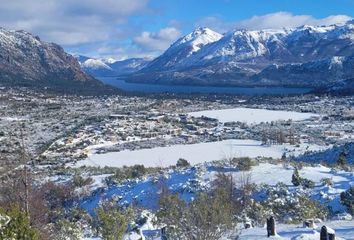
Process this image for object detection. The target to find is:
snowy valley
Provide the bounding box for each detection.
[1,2,354,240]
[1,86,354,239]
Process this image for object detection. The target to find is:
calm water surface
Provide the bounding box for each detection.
[99,77,312,95]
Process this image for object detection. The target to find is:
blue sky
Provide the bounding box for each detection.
[148,0,354,31]
[0,0,353,59]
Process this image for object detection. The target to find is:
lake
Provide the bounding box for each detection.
[98,77,312,95]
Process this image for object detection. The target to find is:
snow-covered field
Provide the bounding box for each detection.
[120,220,354,240]
[221,163,351,187]
[81,162,354,239]
[238,221,354,239]
[73,140,328,168]
[81,162,354,214]
[189,107,318,124]
[86,220,354,240]
[208,163,353,212]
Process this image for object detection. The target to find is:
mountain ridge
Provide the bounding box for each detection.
[76,55,150,77]
[123,20,354,91]
[142,27,223,71]
[0,27,115,94]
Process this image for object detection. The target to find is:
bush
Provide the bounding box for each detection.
[291,168,301,186]
[176,158,190,168]
[261,183,328,223]
[281,152,287,161]
[243,201,269,226]
[96,203,132,240]
[52,219,83,240]
[107,165,151,184]
[293,162,304,170]
[130,165,146,179]
[301,178,315,189]
[340,186,354,214]
[337,151,347,166]
[72,174,93,188]
[297,195,328,220]
[291,168,315,188]
[232,157,254,171]
[321,178,333,187]
[157,189,236,240]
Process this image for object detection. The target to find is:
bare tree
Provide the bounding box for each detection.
[238,172,254,208]
[19,123,30,218]
[0,123,32,212]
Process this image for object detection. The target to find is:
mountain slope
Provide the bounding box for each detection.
[254,56,354,87]
[127,20,354,89]
[109,58,150,74]
[319,77,354,95]
[141,27,222,71]
[176,22,354,69]
[0,28,112,94]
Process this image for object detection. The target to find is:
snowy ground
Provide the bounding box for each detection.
[207,163,354,212]
[80,163,354,214]
[215,163,350,187]
[72,139,328,168]
[188,107,319,124]
[238,220,354,239]
[81,162,354,239]
[81,169,197,214]
[86,220,354,240]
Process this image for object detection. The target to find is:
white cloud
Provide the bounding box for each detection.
[95,45,156,60]
[196,12,353,32]
[0,0,180,58]
[1,2,352,59]
[237,12,352,30]
[195,16,234,34]
[314,15,353,26]
[0,0,150,45]
[133,27,182,51]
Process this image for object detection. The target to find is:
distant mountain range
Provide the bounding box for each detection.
[2,20,354,95]
[75,56,150,77]
[0,28,114,94]
[116,20,354,93]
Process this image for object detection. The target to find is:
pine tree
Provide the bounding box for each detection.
[0,205,39,239]
[96,203,131,240]
[291,168,301,186]
[341,186,354,214]
[337,150,347,166]
[281,152,287,161]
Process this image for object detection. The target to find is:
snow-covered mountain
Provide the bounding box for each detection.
[0,28,110,93]
[76,56,116,77]
[127,20,354,90]
[141,27,223,71]
[109,58,150,74]
[76,55,150,77]
[254,55,354,87]
[165,21,354,69]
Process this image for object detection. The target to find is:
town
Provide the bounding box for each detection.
[1,87,354,171]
